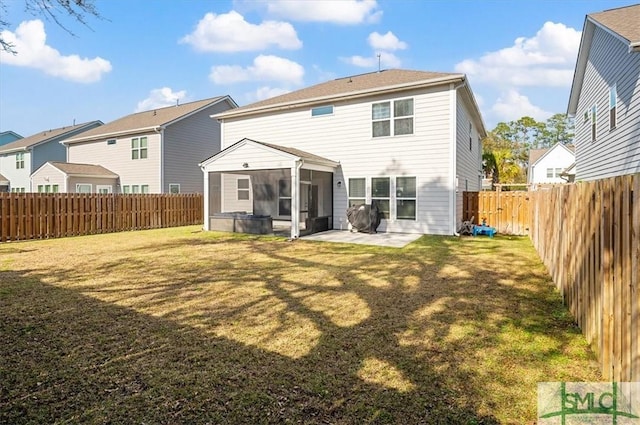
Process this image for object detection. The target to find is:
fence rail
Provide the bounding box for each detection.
[462,191,530,235]
[0,193,203,242]
[529,174,639,382]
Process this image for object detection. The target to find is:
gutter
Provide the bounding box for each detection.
[62,126,162,145]
[631,41,640,52]
[156,126,165,192]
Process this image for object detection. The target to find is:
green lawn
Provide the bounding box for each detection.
[0,227,600,424]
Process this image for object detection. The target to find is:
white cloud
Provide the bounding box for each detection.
[135,88,187,112]
[264,0,382,24]
[210,54,304,85]
[342,51,401,69]
[251,86,291,102]
[0,19,111,83]
[491,89,552,122]
[180,11,301,52]
[454,21,580,87]
[368,31,407,51]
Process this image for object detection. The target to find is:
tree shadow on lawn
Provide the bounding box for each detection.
[0,232,600,424]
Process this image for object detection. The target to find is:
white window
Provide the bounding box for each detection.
[97,185,112,194]
[122,185,130,194]
[372,98,414,137]
[131,185,140,194]
[131,137,148,160]
[591,104,597,142]
[76,184,92,193]
[169,184,180,194]
[237,178,250,200]
[16,152,24,169]
[141,185,149,194]
[396,177,416,220]
[371,177,390,219]
[609,85,617,130]
[311,105,333,117]
[348,178,366,207]
[278,179,291,217]
[52,184,59,193]
[107,139,116,145]
[38,185,43,193]
[11,187,25,193]
[546,168,554,178]
[469,122,473,151]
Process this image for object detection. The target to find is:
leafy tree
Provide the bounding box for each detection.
[482,113,574,184]
[1,0,102,54]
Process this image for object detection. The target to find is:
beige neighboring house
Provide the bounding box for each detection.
[567,4,640,180]
[0,172,9,192]
[31,162,118,193]
[39,96,237,194]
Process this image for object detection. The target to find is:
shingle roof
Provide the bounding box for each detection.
[64,96,231,143]
[528,148,548,166]
[0,122,101,153]
[252,139,338,165]
[48,161,118,177]
[218,69,462,118]
[589,4,640,44]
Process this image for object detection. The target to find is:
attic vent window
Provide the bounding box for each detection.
[311,105,333,117]
[107,139,116,145]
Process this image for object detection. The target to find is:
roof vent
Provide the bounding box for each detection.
[153,110,156,116]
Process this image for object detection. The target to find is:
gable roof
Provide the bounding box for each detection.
[529,143,575,168]
[0,172,8,184]
[568,4,640,115]
[64,96,236,144]
[589,4,640,48]
[200,138,339,169]
[0,121,102,154]
[44,161,118,178]
[216,69,464,119]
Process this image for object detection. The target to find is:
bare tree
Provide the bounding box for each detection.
[1,0,102,54]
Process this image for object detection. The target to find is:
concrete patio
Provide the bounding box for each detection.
[300,230,422,248]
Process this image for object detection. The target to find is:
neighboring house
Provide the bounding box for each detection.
[567,4,640,180]
[201,69,486,238]
[0,122,103,193]
[528,143,576,185]
[31,162,118,193]
[50,96,237,194]
[0,131,23,146]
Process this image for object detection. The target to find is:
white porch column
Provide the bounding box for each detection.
[203,169,210,231]
[290,161,302,239]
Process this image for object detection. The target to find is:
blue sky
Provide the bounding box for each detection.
[0,0,635,137]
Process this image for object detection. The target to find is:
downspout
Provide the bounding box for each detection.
[450,81,466,236]
[291,159,304,240]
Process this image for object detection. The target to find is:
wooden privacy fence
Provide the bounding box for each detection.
[462,191,530,235]
[529,174,639,382]
[0,193,203,242]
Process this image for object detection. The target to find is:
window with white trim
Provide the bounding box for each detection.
[237,178,250,200]
[371,177,390,219]
[16,152,24,169]
[609,85,617,130]
[546,168,554,178]
[131,137,148,160]
[278,179,291,216]
[11,187,25,193]
[131,185,140,194]
[169,184,180,194]
[372,98,414,137]
[396,177,416,220]
[97,185,112,194]
[591,104,597,142]
[122,185,130,194]
[37,184,59,193]
[141,185,149,194]
[76,184,92,193]
[348,178,366,207]
[469,122,473,151]
[107,139,116,145]
[311,105,333,117]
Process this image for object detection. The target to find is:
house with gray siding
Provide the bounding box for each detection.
[567,4,640,180]
[0,121,102,193]
[201,69,486,238]
[48,96,237,194]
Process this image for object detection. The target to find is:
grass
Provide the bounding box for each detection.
[0,226,600,424]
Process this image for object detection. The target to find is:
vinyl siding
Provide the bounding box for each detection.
[68,133,161,192]
[455,91,483,226]
[31,162,66,191]
[221,174,253,213]
[530,145,575,184]
[0,151,32,191]
[67,177,117,193]
[163,100,234,193]
[574,26,640,180]
[32,141,66,174]
[221,85,454,234]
